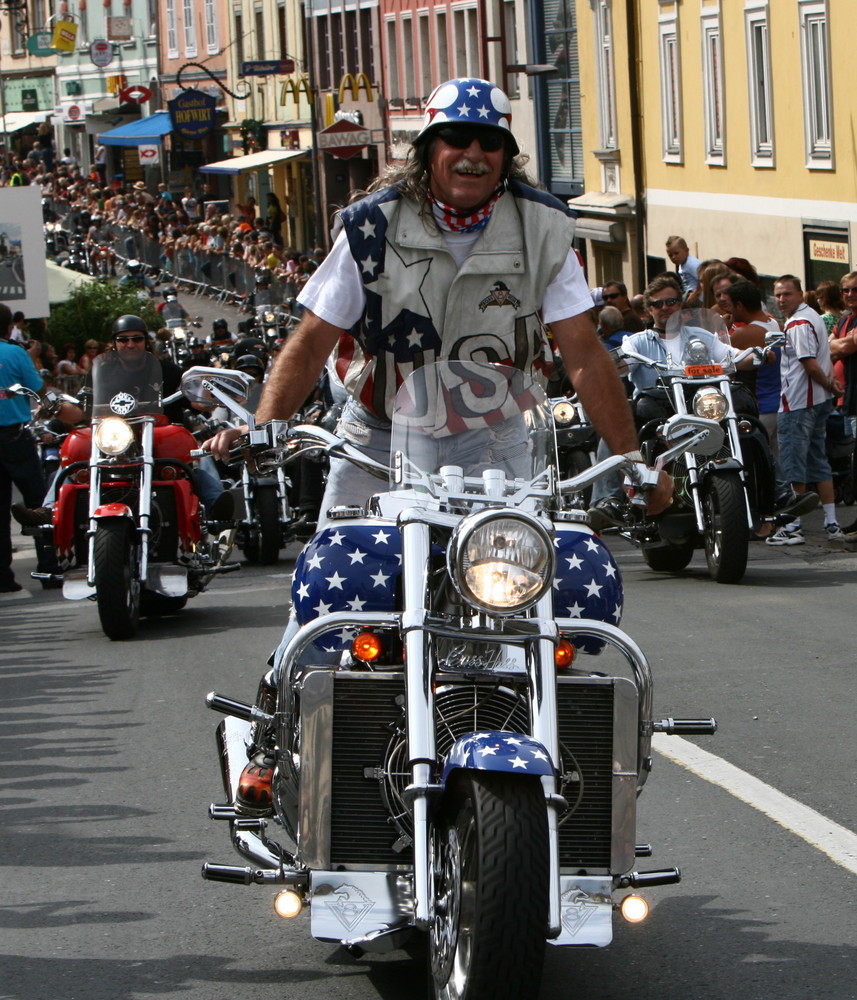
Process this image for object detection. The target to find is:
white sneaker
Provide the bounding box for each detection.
[826,522,846,541]
[766,527,805,546]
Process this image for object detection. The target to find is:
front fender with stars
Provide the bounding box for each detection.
[440,731,555,783]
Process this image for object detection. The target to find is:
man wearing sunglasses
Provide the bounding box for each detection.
[601,280,646,333]
[206,77,670,519]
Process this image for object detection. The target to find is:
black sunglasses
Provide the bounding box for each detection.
[602,292,623,301]
[646,296,681,308]
[115,335,146,344]
[435,126,507,153]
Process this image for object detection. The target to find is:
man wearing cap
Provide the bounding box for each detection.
[206,77,670,514]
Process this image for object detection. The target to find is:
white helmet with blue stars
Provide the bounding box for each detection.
[413,78,519,155]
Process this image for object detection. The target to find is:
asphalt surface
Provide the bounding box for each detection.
[2,505,856,1000]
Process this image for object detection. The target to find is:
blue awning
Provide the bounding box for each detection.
[98,111,173,146]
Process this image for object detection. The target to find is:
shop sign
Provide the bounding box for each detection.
[168,90,217,140]
[27,31,56,57]
[52,20,79,52]
[107,17,132,41]
[808,239,848,264]
[139,145,160,165]
[90,39,114,68]
[317,118,372,159]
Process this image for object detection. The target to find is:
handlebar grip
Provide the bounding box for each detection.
[653,717,718,735]
[190,448,206,458]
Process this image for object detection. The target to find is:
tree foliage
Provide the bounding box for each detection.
[47,282,160,348]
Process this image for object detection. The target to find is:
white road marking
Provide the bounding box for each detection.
[653,733,857,875]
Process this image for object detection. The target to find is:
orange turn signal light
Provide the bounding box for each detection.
[555,638,575,669]
[352,631,383,662]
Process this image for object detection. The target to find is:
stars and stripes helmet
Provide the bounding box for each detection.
[414,78,519,155]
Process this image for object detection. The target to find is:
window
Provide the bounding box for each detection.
[277,3,288,61]
[166,0,179,59]
[385,17,400,100]
[745,2,774,167]
[205,0,219,55]
[453,5,479,78]
[503,0,519,97]
[701,5,725,165]
[658,7,682,162]
[234,10,244,71]
[183,0,198,58]
[436,11,449,84]
[255,6,266,60]
[402,16,416,102]
[360,8,375,84]
[317,16,330,90]
[799,0,832,168]
[592,0,617,150]
[419,14,432,100]
[543,0,584,193]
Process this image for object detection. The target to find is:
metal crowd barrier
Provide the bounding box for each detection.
[45,196,299,307]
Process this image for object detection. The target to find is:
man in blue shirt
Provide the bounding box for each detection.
[0,303,56,593]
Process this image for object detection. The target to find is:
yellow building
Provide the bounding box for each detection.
[574,0,854,297]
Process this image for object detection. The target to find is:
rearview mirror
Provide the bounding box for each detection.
[180,366,252,407]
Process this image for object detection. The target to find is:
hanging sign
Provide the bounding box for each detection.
[118,85,153,105]
[138,145,160,165]
[90,39,114,68]
[317,118,372,159]
[27,32,56,57]
[168,90,217,140]
[52,20,79,52]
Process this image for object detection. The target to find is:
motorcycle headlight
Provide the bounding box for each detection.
[693,387,728,421]
[552,400,578,427]
[94,417,134,456]
[263,311,276,324]
[448,511,555,615]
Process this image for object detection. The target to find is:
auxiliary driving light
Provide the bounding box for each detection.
[352,631,383,662]
[274,890,303,919]
[620,894,649,923]
[555,638,575,669]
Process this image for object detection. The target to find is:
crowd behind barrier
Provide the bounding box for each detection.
[45,195,306,307]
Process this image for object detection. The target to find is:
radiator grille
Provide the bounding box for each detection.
[328,674,618,870]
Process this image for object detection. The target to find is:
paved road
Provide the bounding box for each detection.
[2,512,856,1000]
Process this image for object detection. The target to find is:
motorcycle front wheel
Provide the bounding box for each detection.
[93,520,141,640]
[641,539,695,572]
[702,472,748,584]
[242,485,281,565]
[429,772,548,1000]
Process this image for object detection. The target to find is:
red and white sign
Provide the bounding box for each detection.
[118,85,153,105]
[90,39,114,68]
[138,145,160,164]
[317,119,372,160]
[67,104,82,121]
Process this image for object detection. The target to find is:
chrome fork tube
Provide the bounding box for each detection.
[672,380,705,527]
[400,517,435,929]
[138,419,154,580]
[86,424,102,586]
[529,593,562,937]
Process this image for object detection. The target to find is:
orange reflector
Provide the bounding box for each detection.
[556,638,575,669]
[352,631,383,661]
[159,465,178,480]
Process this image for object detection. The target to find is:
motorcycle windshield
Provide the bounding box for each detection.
[663,308,735,373]
[389,361,554,490]
[91,351,164,419]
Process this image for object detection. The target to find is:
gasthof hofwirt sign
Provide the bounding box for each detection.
[168,90,217,140]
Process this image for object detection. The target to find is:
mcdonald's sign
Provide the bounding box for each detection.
[280,76,314,110]
[338,73,374,103]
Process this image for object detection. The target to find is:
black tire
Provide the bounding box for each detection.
[641,541,695,573]
[92,520,140,640]
[429,772,548,1000]
[140,591,188,617]
[702,472,748,584]
[243,485,281,565]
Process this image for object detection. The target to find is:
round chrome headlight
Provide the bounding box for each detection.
[693,387,728,421]
[94,416,134,456]
[552,400,578,427]
[448,510,555,615]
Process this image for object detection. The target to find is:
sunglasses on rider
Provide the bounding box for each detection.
[646,296,681,308]
[114,335,146,344]
[435,126,508,153]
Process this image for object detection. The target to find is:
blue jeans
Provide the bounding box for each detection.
[777,399,834,485]
[0,425,57,586]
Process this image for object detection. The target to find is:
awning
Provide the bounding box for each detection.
[199,148,309,175]
[0,110,50,133]
[98,111,173,146]
[46,259,97,304]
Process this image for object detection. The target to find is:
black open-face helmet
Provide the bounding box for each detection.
[231,337,268,365]
[212,317,229,334]
[254,268,272,287]
[233,353,265,380]
[112,314,148,339]
[162,285,178,300]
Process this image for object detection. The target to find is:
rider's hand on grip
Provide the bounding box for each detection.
[202,425,247,461]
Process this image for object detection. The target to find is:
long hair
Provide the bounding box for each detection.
[354,139,538,229]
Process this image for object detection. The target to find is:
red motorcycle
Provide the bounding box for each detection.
[47,352,242,639]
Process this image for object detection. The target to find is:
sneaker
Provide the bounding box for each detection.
[766,527,805,546]
[11,503,53,527]
[774,490,819,519]
[825,522,846,541]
